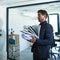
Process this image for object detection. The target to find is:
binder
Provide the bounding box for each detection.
[21,25,40,40]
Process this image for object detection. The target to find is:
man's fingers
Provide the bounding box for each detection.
[27,40,31,42]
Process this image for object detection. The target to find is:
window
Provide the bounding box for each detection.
[48,14,59,39]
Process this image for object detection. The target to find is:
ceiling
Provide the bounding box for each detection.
[8,1,60,19]
[0,0,57,6]
[19,1,60,13]
[0,0,31,5]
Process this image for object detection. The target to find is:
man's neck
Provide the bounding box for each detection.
[40,20,46,23]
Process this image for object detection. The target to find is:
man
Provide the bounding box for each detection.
[27,10,54,60]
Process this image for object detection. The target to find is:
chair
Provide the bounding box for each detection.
[54,39,60,52]
[55,32,60,51]
[49,39,59,59]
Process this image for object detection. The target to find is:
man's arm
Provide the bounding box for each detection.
[35,25,54,46]
[27,24,54,46]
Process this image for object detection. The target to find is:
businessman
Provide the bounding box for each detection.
[27,10,54,60]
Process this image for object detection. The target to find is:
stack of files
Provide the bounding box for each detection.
[21,25,41,40]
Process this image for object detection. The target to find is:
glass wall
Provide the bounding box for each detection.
[7,1,60,60]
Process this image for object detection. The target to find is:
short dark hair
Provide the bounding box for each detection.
[38,10,48,18]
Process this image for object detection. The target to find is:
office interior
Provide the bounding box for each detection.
[0,0,60,60]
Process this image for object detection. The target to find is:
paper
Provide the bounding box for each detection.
[21,25,40,40]
[21,30,39,40]
[21,32,32,40]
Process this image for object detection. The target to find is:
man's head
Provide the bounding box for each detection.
[37,10,48,22]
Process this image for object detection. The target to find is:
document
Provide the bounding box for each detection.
[21,25,40,40]
[21,31,39,40]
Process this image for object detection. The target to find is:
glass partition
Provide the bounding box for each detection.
[7,1,60,60]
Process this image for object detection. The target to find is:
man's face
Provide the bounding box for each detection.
[37,13,46,22]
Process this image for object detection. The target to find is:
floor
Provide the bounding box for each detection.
[8,42,60,60]
[20,46,33,60]
[19,42,60,60]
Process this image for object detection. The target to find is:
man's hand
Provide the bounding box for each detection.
[27,36,36,43]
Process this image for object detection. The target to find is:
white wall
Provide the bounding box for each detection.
[0,6,6,31]
[7,0,56,7]
[0,6,7,60]
[0,6,6,51]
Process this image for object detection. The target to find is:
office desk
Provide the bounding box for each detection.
[55,38,60,51]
